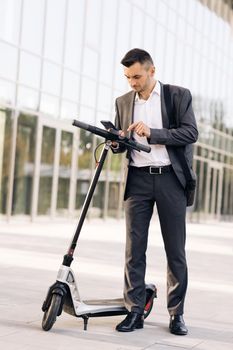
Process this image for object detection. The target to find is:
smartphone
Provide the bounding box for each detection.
[101,120,119,130]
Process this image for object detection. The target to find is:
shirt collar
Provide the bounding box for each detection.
[135,80,160,102]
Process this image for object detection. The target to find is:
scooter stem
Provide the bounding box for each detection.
[62,141,111,267]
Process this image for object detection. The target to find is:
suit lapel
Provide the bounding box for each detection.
[159,81,170,129]
[122,91,136,137]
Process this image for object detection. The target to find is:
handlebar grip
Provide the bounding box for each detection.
[126,139,151,153]
[72,119,113,139]
[72,119,92,131]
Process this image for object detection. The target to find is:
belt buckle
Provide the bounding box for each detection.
[149,166,162,175]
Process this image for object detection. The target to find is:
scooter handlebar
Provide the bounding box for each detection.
[72,119,151,153]
[72,120,111,139]
[123,138,151,154]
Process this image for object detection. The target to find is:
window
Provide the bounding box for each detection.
[80,77,97,109]
[0,42,17,81]
[62,70,80,102]
[99,0,117,85]
[17,87,38,110]
[64,0,85,72]
[143,17,156,56]
[60,101,78,120]
[19,52,41,89]
[79,105,95,124]
[130,7,144,47]
[97,84,112,113]
[163,32,176,82]
[85,0,101,48]
[0,80,15,104]
[40,94,59,116]
[42,61,61,96]
[83,47,98,80]
[21,0,45,54]
[44,0,66,63]
[0,0,21,43]
[154,24,166,79]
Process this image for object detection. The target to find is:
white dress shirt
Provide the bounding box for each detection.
[130,81,171,167]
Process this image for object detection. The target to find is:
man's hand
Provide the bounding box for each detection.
[110,130,125,148]
[127,121,151,138]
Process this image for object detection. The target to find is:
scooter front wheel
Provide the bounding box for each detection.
[42,294,62,331]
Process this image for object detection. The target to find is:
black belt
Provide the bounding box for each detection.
[130,165,173,175]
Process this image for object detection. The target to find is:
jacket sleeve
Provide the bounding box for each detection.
[111,99,127,154]
[148,89,198,146]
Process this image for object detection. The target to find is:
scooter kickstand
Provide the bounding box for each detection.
[82,315,89,331]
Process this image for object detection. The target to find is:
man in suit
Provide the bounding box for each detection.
[113,49,198,335]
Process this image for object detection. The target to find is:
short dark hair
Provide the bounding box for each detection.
[121,48,154,67]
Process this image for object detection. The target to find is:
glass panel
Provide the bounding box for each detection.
[44,0,66,62]
[57,131,73,212]
[17,86,39,110]
[0,108,12,214]
[99,0,117,85]
[187,0,196,26]
[154,24,166,78]
[38,126,55,215]
[163,32,176,82]
[144,17,156,55]
[42,61,61,95]
[115,0,131,91]
[21,0,45,54]
[79,106,95,124]
[19,52,41,88]
[62,70,80,101]
[0,0,21,43]
[85,0,101,48]
[40,94,59,116]
[131,7,143,47]
[178,0,187,16]
[0,42,18,81]
[83,47,98,80]
[60,101,77,120]
[146,0,159,15]
[177,15,186,42]
[0,80,15,104]
[80,77,97,109]
[173,40,184,85]
[97,85,112,113]
[158,0,168,25]
[167,7,176,32]
[12,113,37,215]
[64,0,85,72]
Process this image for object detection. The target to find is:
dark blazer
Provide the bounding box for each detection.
[113,81,198,198]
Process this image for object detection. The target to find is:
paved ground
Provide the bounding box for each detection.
[0,217,232,350]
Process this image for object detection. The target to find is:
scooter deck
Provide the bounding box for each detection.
[82,298,124,306]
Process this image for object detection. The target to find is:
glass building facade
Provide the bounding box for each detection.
[0,0,232,221]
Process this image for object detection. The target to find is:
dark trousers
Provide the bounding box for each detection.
[124,166,188,316]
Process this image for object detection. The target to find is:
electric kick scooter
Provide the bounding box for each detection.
[41,119,157,331]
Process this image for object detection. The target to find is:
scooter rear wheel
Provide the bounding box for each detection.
[144,287,155,319]
[144,298,154,319]
[42,294,62,331]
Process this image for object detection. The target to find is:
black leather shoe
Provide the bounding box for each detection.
[169,315,188,335]
[116,312,144,332]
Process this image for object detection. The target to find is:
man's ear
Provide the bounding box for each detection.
[150,65,155,76]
